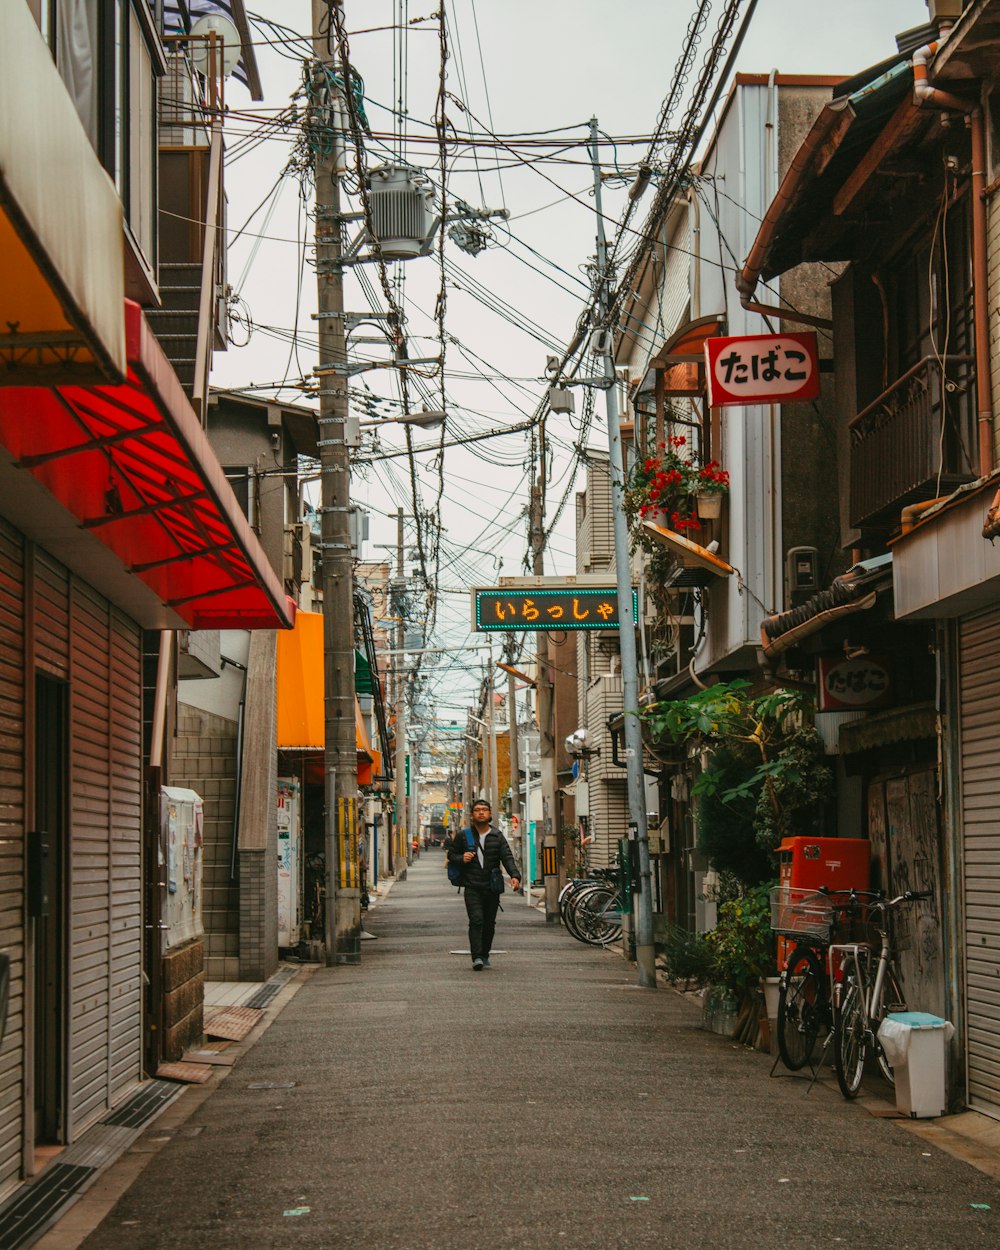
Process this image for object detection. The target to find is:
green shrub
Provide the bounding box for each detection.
[660,924,714,988]
[705,882,776,994]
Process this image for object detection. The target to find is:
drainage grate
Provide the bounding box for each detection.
[0,1163,94,1250]
[61,1124,136,1171]
[244,966,298,1011]
[101,1079,179,1129]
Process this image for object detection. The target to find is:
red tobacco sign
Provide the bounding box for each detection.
[705,331,820,407]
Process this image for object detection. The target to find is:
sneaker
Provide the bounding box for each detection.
[472,957,484,971]
[481,958,492,969]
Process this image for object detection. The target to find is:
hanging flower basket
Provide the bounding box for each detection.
[696,491,724,520]
[623,440,730,543]
[694,461,730,522]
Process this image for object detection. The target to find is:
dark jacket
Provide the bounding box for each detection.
[447,826,520,891]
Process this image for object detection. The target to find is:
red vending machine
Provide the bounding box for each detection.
[776,837,870,964]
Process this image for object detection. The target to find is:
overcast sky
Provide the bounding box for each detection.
[214,0,924,720]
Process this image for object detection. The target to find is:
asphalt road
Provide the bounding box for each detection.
[76,851,1000,1250]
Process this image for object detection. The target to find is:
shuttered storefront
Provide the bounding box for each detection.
[0,525,144,1191]
[69,582,143,1135]
[0,521,25,1194]
[959,608,1000,1116]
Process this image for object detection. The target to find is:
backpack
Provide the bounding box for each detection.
[447,828,477,888]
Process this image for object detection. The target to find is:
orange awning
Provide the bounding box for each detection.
[277,609,379,783]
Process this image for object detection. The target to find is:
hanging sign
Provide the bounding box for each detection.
[472,586,638,631]
[817,654,893,712]
[705,332,820,407]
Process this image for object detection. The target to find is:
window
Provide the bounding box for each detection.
[50,1,158,269]
[223,466,256,529]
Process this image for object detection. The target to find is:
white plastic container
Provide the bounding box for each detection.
[878,1012,953,1118]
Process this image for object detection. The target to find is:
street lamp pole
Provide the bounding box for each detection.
[312,0,360,964]
[588,116,656,989]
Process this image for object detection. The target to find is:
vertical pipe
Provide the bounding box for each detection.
[970,111,994,476]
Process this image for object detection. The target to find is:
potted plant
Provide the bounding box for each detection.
[694,459,730,520]
[622,436,702,536]
[623,437,731,535]
[704,882,777,1044]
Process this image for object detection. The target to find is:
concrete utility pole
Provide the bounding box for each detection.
[507,666,521,869]
[393,508,410,869]
[312,0,360,964]
[588,116,656,989]
[529,465,559,918]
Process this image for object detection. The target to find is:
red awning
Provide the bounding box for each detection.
[0,301,293,630]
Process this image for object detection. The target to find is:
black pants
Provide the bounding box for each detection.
[464,886,501,960]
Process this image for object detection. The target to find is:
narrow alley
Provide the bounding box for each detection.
[38,855,1000,1250]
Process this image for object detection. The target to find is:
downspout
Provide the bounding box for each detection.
[736,104,840,329]
[148,631,174,771]
[912,37,994,477]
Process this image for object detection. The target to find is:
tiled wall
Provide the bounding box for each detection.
[173,704,241,980]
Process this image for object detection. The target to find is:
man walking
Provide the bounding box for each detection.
[449,799,521,971]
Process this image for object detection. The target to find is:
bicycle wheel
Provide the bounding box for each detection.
[572,885,622,946]
[834,976,867,1098]
[873,962,906,1086]
[563,885,604,943]
[776,945,825,1071]
[558,882,575,926]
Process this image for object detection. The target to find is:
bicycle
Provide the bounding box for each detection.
[830,889,932,1099]
[771,885,849,1072]
[558,869,623,947]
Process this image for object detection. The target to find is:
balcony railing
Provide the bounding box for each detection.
[849,354,976,530]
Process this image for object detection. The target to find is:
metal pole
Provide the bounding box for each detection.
[507,667,522,874]
[313,0,360,965]
[394,508,410,869]
[589,116,656,988]
[487,638,499,814]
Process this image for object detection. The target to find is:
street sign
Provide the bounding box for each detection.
[705,331,820,407]
[817,653,893,712]
[472,586,638,631]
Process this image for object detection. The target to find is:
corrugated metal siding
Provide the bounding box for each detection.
[108,611,142,1097]
[0,520,24,1191]
[69,583,113,1133]
[586,673,626,867]
[959,609,1000,1116]
[33,553,69,677]
[580,457,614,574]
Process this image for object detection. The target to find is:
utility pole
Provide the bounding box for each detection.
[589,116,656,988]
[393,508,410,869]
[530,448,559,920]
[507,666,522,871]
[312,0,360,964]
[486,638,499,814]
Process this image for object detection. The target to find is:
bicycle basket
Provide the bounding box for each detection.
[770,885,837,942]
